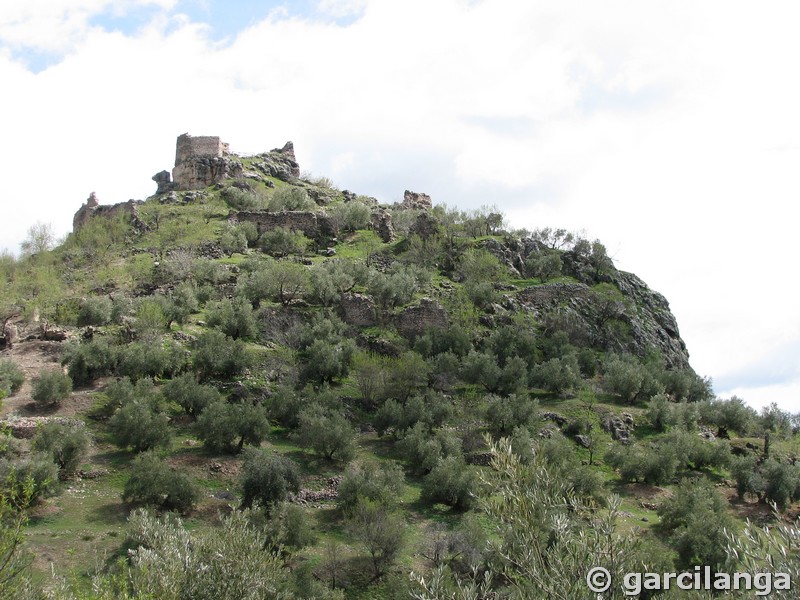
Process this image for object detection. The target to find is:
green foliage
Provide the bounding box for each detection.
[421,456,475,510]
[0,360,24,399]
[219,222,251,256]
[162,373,221,418]
[206,296,258,340]
[32,421,89,477]
[221,186,264,210]
[237,259,309,307]
[347,500,406,578]
[19,222,55,257]
[525,250,562,282]
[337,460,405,513]
[328,200,372,232]
[123,452,199,514]
[262,502,318,552]
[0,471,36,598]
[269,187,316,211]
[192,331,253,380]
[698,396,757,436]
[195,400,269,454]
[0,452,59,504]
[293,405,356,461]
[31,370,72,407]
[399,423,462,474]
[134,298,169,340]
[77,296,112,326]
[657,478,734,570]
[102,508,299,600]
[530,354,582,395]
[603,354,664,404]
[109,401,172,452]
[259,228,310,257]
[368,268,418,310]
[239,448,300,510]
[485,393,538,437]
[309,259,369,306]
[374,391,452,437]
[385,351,431,402]
[116,340,186,382]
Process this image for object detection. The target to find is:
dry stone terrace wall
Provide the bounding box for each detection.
[235,210,339,241]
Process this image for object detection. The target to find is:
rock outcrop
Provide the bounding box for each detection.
[371,208,395,242]
[400,190,432,210]
[340,293,377,327]
[247,142,301,183]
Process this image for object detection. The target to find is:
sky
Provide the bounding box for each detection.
[1,0,799,412]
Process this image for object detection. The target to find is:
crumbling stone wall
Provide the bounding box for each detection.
[394,298,448,337]
[340,293,377,327]
[175,134,228,163]
[72,192,142,232]
[235,211,338,241]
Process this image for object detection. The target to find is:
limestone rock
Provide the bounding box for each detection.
[408,211,440,240]
[73,193,144,233]
[371,208,395,242]
[401,190,432,210]
[152,170,174,194]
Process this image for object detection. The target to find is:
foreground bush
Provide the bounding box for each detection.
[123,452,199,514]
[239,448,301,510]
[109,401,171,452]
[31,371,72,408]
[32,421,90,477]
[0,359,24,399]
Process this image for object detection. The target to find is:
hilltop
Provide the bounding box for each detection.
[0,134,797,599]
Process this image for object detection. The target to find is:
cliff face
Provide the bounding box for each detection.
[483,239,692,370]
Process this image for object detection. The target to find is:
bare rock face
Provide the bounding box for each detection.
[395,297,448,338]
[340,293,377,327]
[171,133,242,190]
[401,190,432,210]
[371,208,395,242]
[152,170,174,194]
[248,142,301,182]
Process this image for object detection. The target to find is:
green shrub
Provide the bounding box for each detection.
[486,394,539,437]
[221,186,264,210]
[192,331,253,380]
[62,338,117,386]
[109,401,171,452]
[0,452,59,503]
[530,354,582,395]
[239,448,301,510]
[206,297,258,340]
[162,374,221,418]
[337,460,405,513]
[123,451,199,514]
[0,359,24,399]
[195,400,269,454]
[421,456,475,510]
[31,370,72,407]
[259,228,310,257]
[268,187,315,211]
[116,340,186,382]
[398,423,462,474]
[77,296,113,326]
[293,405,356,461]
[328,200,372,232]
[32,421,90,477]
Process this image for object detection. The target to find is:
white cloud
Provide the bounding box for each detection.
[2,0,800,410]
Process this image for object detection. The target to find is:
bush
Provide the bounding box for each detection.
[221,186,264,210]
[337,461,405,513]
[31,370,72,407]
[0,452,59,503]
[328,200,372,232]
[123,451,199,514]
[421,456,475,510]
[62,338,117,386]
[347,500,406,578]
[657,478,734,570]
[109,401,172,452]
[0,359,24,399]
[485,393,538,437]
[530,354,582,395]
[195,400,269,454]
[268,187,316,211]
[116,340,186,382]
[205,297,258,340]
[192,331,253,380]
[162,374,221,418]
[77,296,113,326]
[239,448,301,510]
[398,423,462,474]
[32,421,90,477]
[259,228,310,257]
[293,405,356,461]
